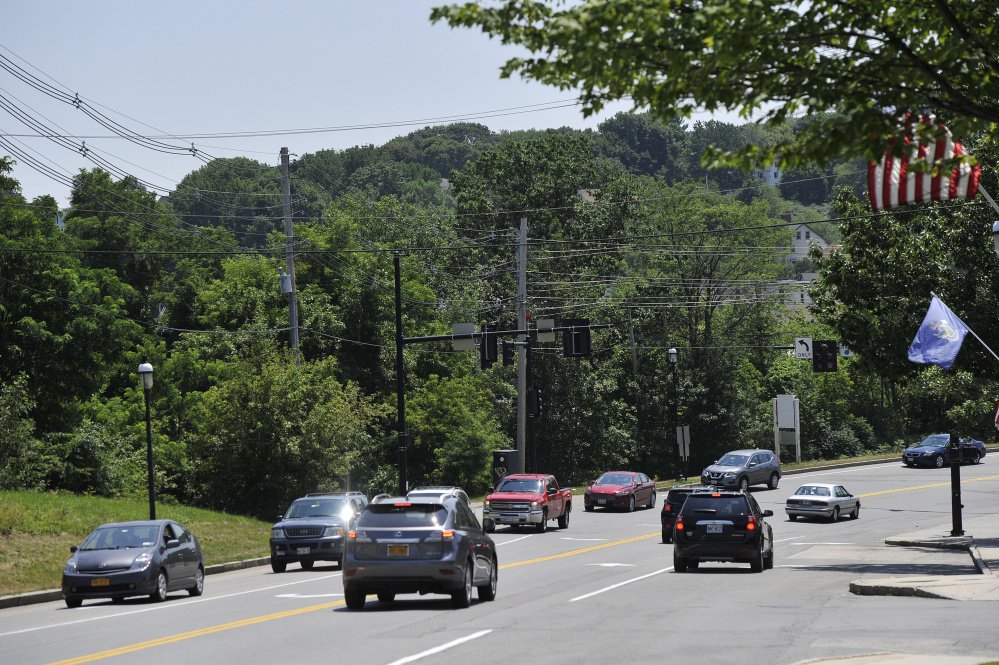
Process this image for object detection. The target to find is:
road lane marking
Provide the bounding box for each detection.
[858,474,999,498]
[275,593,343,598]
[383,630,492,665]
[788,542,855,546]
[775,536,805,543]
[45,600,346,665]
[0,573,342,638]
[587,563,635,567]
[561,537,608,541]
[494,534,532,546]
[569,567,672,602]
[500,532,659,569]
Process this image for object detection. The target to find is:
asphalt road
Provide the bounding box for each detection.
[3,461,998,665]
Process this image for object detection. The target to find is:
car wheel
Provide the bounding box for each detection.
[300,560,314,570]
[738,477,749,492]
[451,563,473,609]
[788,514,798,522]
[478,558,498,602]
[768,473,780,490]
[830,506,840,522]
[535,511,548,533]
[851,503,860,520]
[377,592,395,603]
[557,505,570,529]
[627,496,636,512]
[484,520,495,533]
[150,571,168,602]
[271,560,286,573]
[648,491,657,509]
[750,540,764,572]
[688,560,699,569]
[673,550,688,573]
[662,530,672,544]
[65,597,82,608]
[188,565,204,597]
[970,451,981,465]
[764,546,774,570]
[584,504,594,512]
[344,589,366,610]
[934,454,945,468]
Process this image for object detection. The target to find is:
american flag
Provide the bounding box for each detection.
[868,117,981,212]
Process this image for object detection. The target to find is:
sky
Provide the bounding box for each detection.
[0,1,658,206]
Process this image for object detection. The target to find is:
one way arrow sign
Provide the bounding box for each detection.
[795,337,813,360]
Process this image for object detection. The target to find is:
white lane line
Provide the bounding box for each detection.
[587,563,635,568]
[788,542,855,546]
[562,538,608,542]
[790,462,898,479]
[775,536,805,543]
[495,534,532,546]
[569,567,672,603]
[0,573,342,638]
[275,593,344,598]
[384,630,493,665]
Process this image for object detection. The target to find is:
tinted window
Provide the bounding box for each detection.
[357,504,448,527]
[682,496,748,515]
[287,499,346,518]
[497,478,543,493]
[457,502,481,530]
[717,454,749,466]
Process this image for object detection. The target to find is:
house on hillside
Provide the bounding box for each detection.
[752,163,782,186]
[789,224,828,263]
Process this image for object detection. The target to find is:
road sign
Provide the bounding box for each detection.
[451,323,475,351]
[676,425,690,460]
[794,337,813,360]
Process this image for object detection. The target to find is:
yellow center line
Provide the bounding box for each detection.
[500,532,660,569]
[858,473,999,498]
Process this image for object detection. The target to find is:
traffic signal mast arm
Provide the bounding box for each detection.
[401,323,613,345]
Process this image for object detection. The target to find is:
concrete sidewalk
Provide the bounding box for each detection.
[849,513,999,601]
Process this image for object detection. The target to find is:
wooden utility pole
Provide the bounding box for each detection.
[280,148,300,357]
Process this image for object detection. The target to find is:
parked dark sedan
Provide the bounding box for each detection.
[62,520,204,608]
[342,496,497,610]
[583,471,656,512]
[902,434,986,468]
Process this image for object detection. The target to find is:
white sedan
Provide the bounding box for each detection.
[785,483,860,522]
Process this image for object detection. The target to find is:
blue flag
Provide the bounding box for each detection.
[907,296,969,369]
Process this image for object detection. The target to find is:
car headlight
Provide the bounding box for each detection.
[484,500,490,509]
[530,501,539,508]
[615,490,629,496]
[130,551,154,571]
[923,451,934,456]
[64,558,78,574]
[322,526,344,538]
[271,527,285,539]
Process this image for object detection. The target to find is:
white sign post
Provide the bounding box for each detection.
[675,425,690,461]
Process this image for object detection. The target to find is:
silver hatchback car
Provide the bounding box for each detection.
[700,449,782,491]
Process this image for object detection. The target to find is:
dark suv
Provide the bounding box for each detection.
[270,492,367,573]
[661,484,712,543]
[700,449,781,491]
[342,495,498,610]
[672,489,774,573]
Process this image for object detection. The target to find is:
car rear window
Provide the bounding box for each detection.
[682,496,749,516]
[357,503,448,527]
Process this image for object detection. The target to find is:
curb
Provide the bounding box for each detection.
[0,556,273,610]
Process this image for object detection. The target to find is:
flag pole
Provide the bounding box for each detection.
[978,186,999,217]
[930,291,999,364]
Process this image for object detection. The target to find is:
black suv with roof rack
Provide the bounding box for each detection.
[672,488,774,573]
[269,492,368,573]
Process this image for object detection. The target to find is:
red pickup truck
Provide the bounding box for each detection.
[482,473,572,533]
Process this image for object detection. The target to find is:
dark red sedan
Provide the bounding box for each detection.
[583,471,656,512]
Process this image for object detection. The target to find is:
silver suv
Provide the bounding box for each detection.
[406,486,472,506]
[700,449,781,491]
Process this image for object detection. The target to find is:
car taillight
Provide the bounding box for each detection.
[746,515,757,531]
[663,504,672,513]
[441,530,454,541]
[675,519,684,531]
[348,530,356,539]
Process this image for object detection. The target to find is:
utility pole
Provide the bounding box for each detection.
[516,216,528,475]
[280,148,300,357]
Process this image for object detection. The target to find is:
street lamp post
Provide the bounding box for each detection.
[137,359,156,520]
[668,348,682,481]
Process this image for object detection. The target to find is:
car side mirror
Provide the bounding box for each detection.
[762,510,773,517]
[70,545,78,553]
[548,488,557,495]
[166,539,180,549]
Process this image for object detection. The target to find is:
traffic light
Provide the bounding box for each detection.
[528,386,543,417]
[562,318,592,357]
[502,339,515,366]
[812,340,839,372]
[480,324,498,368]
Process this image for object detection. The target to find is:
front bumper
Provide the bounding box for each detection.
[701,475,738,488]
[270,537,344,562]
[482,508,544,526]
[584,493,630,509]
[62,567,159,600]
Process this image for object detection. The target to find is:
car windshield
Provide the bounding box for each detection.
[716,454,749,467]
[80,525,158,550]
[357,504,448,527]
[286,499,347,519]
[596,473,633,485]
[683,496,748,515]
[795,485,830,496]
[918,434,949,447]
[496,478,543,493]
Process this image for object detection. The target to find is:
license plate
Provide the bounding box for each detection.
[91,577,110,587]
[387,544,409,557]
[296,547,310,555]
[597,499,606,505]
[707,524,723,534]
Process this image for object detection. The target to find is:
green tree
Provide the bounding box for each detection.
[432,2,999,170]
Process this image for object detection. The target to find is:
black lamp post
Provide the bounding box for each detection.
[668,347,682,481]
[137,359,156,520]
